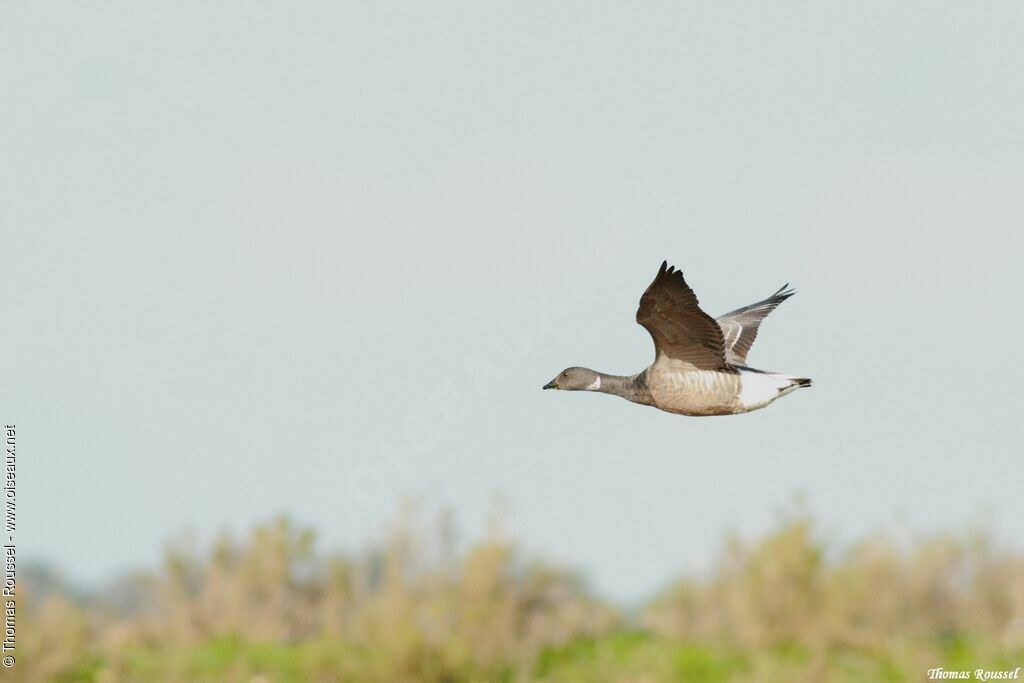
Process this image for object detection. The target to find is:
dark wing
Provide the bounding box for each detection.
[635,261,729,370]
[715,285,795,365]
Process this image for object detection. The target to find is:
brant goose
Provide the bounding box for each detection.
[543,261,811,416]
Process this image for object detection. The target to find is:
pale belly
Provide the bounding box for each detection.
[645,369,744,416]
[645,368,795,416]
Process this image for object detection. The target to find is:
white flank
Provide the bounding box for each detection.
[587,376,602,391]
[738,370,793,411]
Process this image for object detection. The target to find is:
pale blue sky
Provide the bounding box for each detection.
[2,2,1022,602]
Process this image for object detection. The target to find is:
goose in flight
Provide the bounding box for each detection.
[542,261,811,416]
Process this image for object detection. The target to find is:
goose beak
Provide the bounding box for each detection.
[542,380,557,390]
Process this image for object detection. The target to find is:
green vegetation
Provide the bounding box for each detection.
[21,507,1024,682]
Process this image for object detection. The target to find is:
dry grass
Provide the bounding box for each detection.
[643,510,1024,681]
[19,505,1024,682]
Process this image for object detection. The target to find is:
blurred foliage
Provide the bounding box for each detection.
[19,505,1024,682]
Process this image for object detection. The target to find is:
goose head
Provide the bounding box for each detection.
[542,367,602,391]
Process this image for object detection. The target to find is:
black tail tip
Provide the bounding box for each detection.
[795,378,812,388]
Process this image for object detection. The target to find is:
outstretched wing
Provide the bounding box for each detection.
[716,285,795,365]
[636,261,729,371]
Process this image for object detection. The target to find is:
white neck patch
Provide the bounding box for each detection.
[586,376,602,391]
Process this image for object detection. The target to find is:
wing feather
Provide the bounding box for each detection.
[715,285,795,364]
[635,261,729,371]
